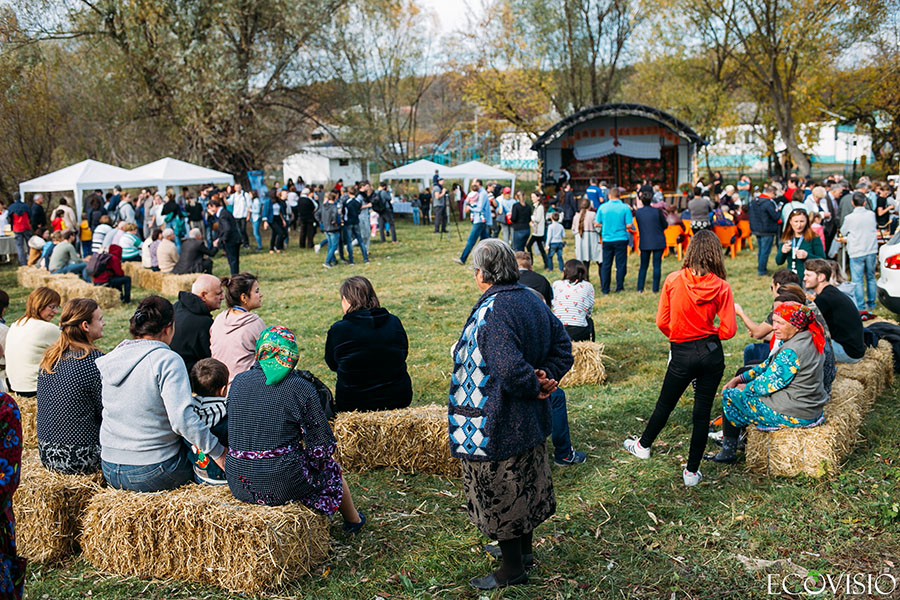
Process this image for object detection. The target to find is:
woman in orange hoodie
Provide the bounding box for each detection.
[623,230,736,486]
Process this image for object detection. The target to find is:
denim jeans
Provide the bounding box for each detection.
[459,222,488,263]
[831,339,862,364]
[81,241,92,257]
[743,342,770,365]
[102,447,194,492]
[549,388,574,461]
[343,224,369,263]
[412,207,420,225]
[512,228,530,252]
[849,253,877,310]
[359,210,371,253]
[324,231,341,265]
[601,239,628,294]
[755,234,776,276]
[637,248,663,292]
[54,262,90,282]
[547,242,564,271]
[14,232,30,266]
[252,217,262,250]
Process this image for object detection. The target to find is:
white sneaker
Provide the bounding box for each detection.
[314,244,321,253]
[683,469,702,487]
[623,437,650,459]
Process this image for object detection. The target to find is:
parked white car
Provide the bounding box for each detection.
[877,229,900,314]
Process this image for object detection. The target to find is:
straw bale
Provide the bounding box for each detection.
[51,278,120,310]
[870,340,895,387]
[16,267,52,289]
[160,273,196,296]
[82,485,330,594]
[559,341,607,387]
[17,452,104,562]
[333,404,458,477]
[10,393,36,450]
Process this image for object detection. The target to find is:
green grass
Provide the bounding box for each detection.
[5,220,899,599]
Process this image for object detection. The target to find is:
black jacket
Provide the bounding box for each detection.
[748,195,780,235]
[324,307,412,413]
[30,203,46,230]
[518,269,552,306]
[170,291,215,374]
[215,208,242,246]
[172,238,217,275]
[298,196,316,222]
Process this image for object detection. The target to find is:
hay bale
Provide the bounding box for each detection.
[17,452,104,562]
[10,393,36,450]
[160,273,196,296]
[333,404,458,477]
[82,485,330,594]
[870,340,895,388]
[51,278,120,310]
[16,266,52,289]
[559,341,607,387]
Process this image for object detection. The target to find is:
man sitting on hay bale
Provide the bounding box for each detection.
[48,230,90,282]
[804,259,865,364]
[171,229,217,275]
[91,245,131,305]
[171,274,224,374]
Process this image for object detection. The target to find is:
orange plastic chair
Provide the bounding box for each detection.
[713,225,738,259]
[738,220,753,250]
[682,219,694,237]
[663,225,684,260]
[627,218,639,256]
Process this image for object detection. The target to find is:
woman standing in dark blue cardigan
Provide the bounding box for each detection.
[325,276,412,413]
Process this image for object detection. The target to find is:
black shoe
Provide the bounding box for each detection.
[342,511,366,534]
[705,435,739,464]
[483,544,534,569]
[469,571,528,590]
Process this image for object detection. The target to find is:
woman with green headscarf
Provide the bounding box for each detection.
[225,326,365,532]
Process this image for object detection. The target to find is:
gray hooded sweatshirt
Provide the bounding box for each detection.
[97,339,225,465]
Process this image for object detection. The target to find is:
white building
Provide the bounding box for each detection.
[282,140,369,186]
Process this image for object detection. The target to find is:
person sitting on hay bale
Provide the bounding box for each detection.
[171,228,217,275]
[324,276,412,413]
[708,301,827,464]
[97,296,226,492]
[0,391,25,598]
[6,287,60,398]
[210,273,266,385]
[551,259,595,342]
[450,239,573,590]
[157,229,179,274]
[226,326,366,533]
[91,245,131,304]
[49,230,90,282]
[186,358,230,485]
[91,216,113,255]
[36,299,105,475]
[140,228,163,271]
[171,275,224,374]
[118,223,142,262]
[26,228,49,267]
[803,259,865,364]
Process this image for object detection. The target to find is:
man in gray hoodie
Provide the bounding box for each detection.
[97,296,225,491]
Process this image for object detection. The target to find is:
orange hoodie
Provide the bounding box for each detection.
[656,268,737,343]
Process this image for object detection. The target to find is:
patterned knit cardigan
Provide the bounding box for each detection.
[449,284,574,462]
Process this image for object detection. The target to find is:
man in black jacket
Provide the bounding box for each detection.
[748,184,781,276]
[208,197,242,275]
[170,274,224,373]
[515,251,552,306]
[172,228,218,274]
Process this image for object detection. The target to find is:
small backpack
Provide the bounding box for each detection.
[85,251,112,277]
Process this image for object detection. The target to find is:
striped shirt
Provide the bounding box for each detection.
[551,280,594,327]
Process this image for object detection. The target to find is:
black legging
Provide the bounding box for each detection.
[270,219,286,250]
[639,336,725,473]
[526,234,549,268]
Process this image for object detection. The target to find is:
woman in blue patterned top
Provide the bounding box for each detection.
[450,239,573,591]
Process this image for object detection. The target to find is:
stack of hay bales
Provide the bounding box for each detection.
[745,340,894,477]
[121,262,194,296]
[559,341,607,387]
[82,485,330,594]
[17,452,104,562]
[16,266,120,309]
[333,404,458,477]
[11,393,37,450]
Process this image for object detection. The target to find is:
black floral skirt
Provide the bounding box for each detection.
[460,442,555,541]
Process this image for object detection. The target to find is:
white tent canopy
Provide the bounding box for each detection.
[122,157,234,192]
[18,160,134,221]
[443,160,517,196]
[378,159,444,190]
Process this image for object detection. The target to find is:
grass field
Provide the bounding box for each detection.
[6,219,899,599]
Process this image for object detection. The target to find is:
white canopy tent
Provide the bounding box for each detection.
[443,160,516,196]
[18,160,135,221]
[378,159,444,190]
[122,157,234,193]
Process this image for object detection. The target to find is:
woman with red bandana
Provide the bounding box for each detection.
[710,301,827,464]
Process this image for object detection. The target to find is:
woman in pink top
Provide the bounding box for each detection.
[210,273,266,383]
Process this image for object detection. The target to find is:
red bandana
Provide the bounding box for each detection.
[774,301,825,354]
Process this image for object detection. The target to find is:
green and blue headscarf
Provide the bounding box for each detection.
[255,326,299,385]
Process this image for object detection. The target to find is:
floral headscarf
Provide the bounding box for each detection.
[255,326,299,385]
[774,301,825,354]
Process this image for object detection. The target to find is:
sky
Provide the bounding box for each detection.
[418,0,484,33]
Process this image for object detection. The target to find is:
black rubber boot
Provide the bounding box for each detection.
[705,435,738,463]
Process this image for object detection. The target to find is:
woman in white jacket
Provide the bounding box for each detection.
[6,287,60,396]
[526,192,550,271]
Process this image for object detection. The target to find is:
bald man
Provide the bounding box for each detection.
[170,274,224,372]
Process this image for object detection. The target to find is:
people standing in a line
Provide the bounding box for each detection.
[775,208,825,280]
[208,196,242,276]
[634,189,667,293]
[455,179,492,265]
[748,184,781,276]
[229,184,251,249]
[450,239,572,590]
[6,287,60,397]
[840,192,878,313]
[510,191,533,252]
[595,187,632,294]
[571,199,600,280]
[210,273,267,384]
[526,192,550,270]
[622,230,736,486]
[433,178,448,234]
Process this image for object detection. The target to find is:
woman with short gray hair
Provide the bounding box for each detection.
[449,238,573,590]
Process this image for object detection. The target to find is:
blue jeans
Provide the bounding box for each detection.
[102,447,194,492]
[14,232,30,266]
[252,217,262,250]
[343,224,369,263]
[756,234,776,276]
[513,228,530,252]
[849,253,877,310]
[550,388,574,460]
[53,262,90,282]
[412,207,420,225]
[743,342,770,365]
[547,243,564,271]
[637,248,663,292]
[324,231,341,265]
[459,222,488,263]
[81,241,92,257]
[601,239,628,294]
[831,339,862,363]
